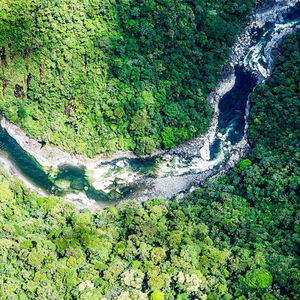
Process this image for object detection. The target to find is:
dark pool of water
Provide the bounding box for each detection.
[218,66,257,144]
[208,66,256,160]
[0,127,53,192]
[286,2,300,21]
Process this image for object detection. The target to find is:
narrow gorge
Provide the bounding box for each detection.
[0,0,299,210]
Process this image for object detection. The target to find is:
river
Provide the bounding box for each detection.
[0,0,299,210]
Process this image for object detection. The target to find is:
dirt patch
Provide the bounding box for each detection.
[0,47,6,66]
[2,79,9,96]
[14,84,25,98]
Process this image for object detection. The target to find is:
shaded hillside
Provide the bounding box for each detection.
[0,31,299,299]
[0,0,255,156]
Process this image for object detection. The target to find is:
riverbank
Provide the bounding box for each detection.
[0,152,47,197]
[0,68,236,171]
[231,0,300,77]
[0,117,137,170]
[0,150,110,211]
[0,66,237,172]
[2,0,297,172]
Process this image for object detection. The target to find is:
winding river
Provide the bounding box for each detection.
[0,0,299,210]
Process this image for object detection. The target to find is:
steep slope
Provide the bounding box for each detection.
[0,0,255,156]
[0,31,299,299]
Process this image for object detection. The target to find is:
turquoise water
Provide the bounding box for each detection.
[0,127,157,203]
[0,127,53,192]
[0,128,118,202]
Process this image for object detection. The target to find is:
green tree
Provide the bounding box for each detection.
[0,0,40,47]
[245,269,273,289]
[150,291,165,300]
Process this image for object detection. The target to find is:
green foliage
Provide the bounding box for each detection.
[28,252,44,267]
[0,0,40,48]
[135,137,158,156]
[0,11,299,300]
[0,0,255,156]
[245,269,273,289]
[161,127,176,149]
[237,158,252,170]
[150,291,165,300]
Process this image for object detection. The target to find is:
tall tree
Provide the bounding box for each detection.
[0,0,40,48]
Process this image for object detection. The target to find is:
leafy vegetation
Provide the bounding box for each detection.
[0,0,255,156]
[0,32,299,299]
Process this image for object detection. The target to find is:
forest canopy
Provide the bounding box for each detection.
[0,31,299,299]
[0,0,255,156]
